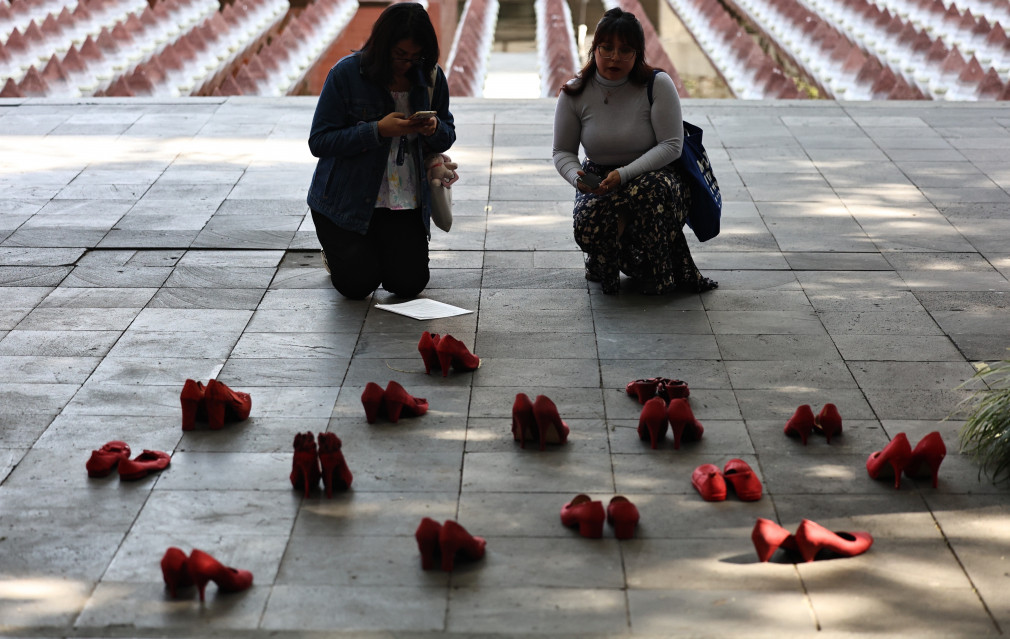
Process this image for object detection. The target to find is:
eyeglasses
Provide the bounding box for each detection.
[596,44,636,61]
[392,53,425,65]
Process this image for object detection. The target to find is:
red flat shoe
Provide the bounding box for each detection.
[317,432,352,497]
[751,518,797,562]
[814,403,842,443]
[187,548,253,602]
[204,378,251,430]
[415,517,442,570]
[161,546,193,598]
[784,405,815,445]
[383,380,428,423]
[180,379,207,431]
[439,520,486,572]
[86,440,131,478]
[561,494,605,538]
[691,464,727,501]
[361,382,385,424]
[607,496,640,540]
[723,458,762,501]
[418,331,441,375]
[794,519,873,562]
[904,431,946,488]
[118,450,170,481]
[290,431,320,497]
[667,398,703,449]
[637,396,668,449]
[866,432,912,489]
[532,395,569,450]
[511,392,537,448]
[434,334,480,377]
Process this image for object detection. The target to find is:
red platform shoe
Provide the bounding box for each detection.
[434,335,480,377]
[180,379,207,431]
[561,494,606,538]
[204,378,251,430]
[118,450,170,481]
[794,519,873,562]
[814,403,842,443]
[637,396,669,449]
[415,517,442,570]
[418,331,441,375]
[866,432,912,489]
[784,405,815,445]
[383,380,428,423]
[904,431,946,488]
[290,431,320,497]
[667,398,703,449]
[751,518,797,562]
[86,441,131,478]
[187,548,253,602]
[511,392,537,448]
[160,547,193,598]
[317,432,352,497]
[532,395,569,451]
[439,520,486,572]
[607,496,640,540]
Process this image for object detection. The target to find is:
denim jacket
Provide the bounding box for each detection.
[306,53,456,235]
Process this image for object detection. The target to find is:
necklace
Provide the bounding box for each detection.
[599,80,628,104]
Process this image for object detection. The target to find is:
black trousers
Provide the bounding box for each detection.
[312,208,430,300]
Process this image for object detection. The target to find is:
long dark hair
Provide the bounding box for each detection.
[560,8,660,96]
[359,2,440,87]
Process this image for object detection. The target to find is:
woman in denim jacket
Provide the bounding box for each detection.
[307,2,455,299]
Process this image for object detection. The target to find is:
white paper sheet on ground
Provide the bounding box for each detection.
[374,298,473,320]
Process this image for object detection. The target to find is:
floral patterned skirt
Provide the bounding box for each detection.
[573,159,701,294]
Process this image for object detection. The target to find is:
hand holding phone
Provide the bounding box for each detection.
[577,172,602,190]
[409,111,437,120]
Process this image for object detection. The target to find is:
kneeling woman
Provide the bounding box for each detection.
[552,8,716,295]
[307,2,455,299]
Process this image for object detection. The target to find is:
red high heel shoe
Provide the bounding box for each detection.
[361,382,385,424]
[434,334,481,377]
[317,432,352,497]
[637,396,668,449]
[656,378,690,401]
[814,403,842,443]
[439,520,486,572]
[607,496,639,540]
[415,517,442,570]
[204,378,251,430]
[86,441,131,477]
[751,518,797,562]
[187,548,253,602]
[866,432,912,489]
[723,458,762,501]
[511,393,537,448]
[532,395,569,451]
[626,378,663,404]
[418,331,441,375]
[561,494,605,538]
[784,405,815,445]
[290,431,320,497]
[904,431,946,488]
[161,547,193,598]
[794,519,873,562]
[383,380,428,423]
[691,464,727,501]
[118,450,171,481]
[180,379,207,431]
[667,398,703,449]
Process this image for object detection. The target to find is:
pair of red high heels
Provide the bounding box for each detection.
[625,377,690,404]
[86,441,170,481]
[511,393,570,450]
[561,494,640,540]
[637,397,704,450]
[415,518,486,572]
[866,431,946,489]
[784,403,842,444]
[180,378,252,431]
[417,331,481,377]
[161,547,253,601]
[361,380,428,424]
[752,518,873,563]
[692,459,762,502]
[290,431,353,498]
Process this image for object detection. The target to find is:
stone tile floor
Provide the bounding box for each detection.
[0,96,1009,638]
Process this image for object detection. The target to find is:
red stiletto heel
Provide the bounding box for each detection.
[691,464,727,501]
[607,496,639,540]
[317,432,352,497]
[434,334,481,377]
[866,432,912,489]
[532,395,569,451]
[794,519,873,562]
[204,379,251,430]
[418,331,441,375]
[86,441,131,477]
[439,520,486,572]
[118,450,171,481]
[511,393,537,448]
[187,548,253,602]
[656,378,690,401]
[751,518,797,562]
[667,398,703,449]
[784,405,815,444]
[814,403,842,443]
[180,379,207,431]
[415,517,442,570]
[904,431,946,488]
[637,397,668,449]
[626,378,662,404]
[290,431,320,497]
[383,380,428,423]
[561,494,605,538]
[361,382,385,424]
[723,458,762,501]
[161,547,193,598]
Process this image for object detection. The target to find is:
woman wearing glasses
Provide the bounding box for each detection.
[307,2,455,299]
[552,8,717,295]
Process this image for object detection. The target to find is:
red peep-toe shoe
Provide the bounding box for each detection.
[383,380,428,423]
[118,450,171,481]
[532,395,569,450]
[290,431,320,497]
[204,378,251,430]
[434,334,480,377]
[180,379,207,431]
[511,392,537,448]
[317,432,352,497]
[667,398,703,449]
[415,517,442,570]
[86,440,131,477]
[161,546,193,598]
[418,331,441,375]
[866,432,912,489]
[904,431,946,488]
[439,520,486,572]
[692,464,727,501]
[723,458,763,501]
[361,382,385,424]
[751,518,797,562]
[187,548,253,602]
[637,396,669,449]
[814,403,842,443]
[607,496,640,540]
[784,405,815,445]
[794,519,873,562]
[561,494,606,538]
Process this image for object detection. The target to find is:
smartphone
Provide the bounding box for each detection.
[409,111,437,120]
[577,172,602,189]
